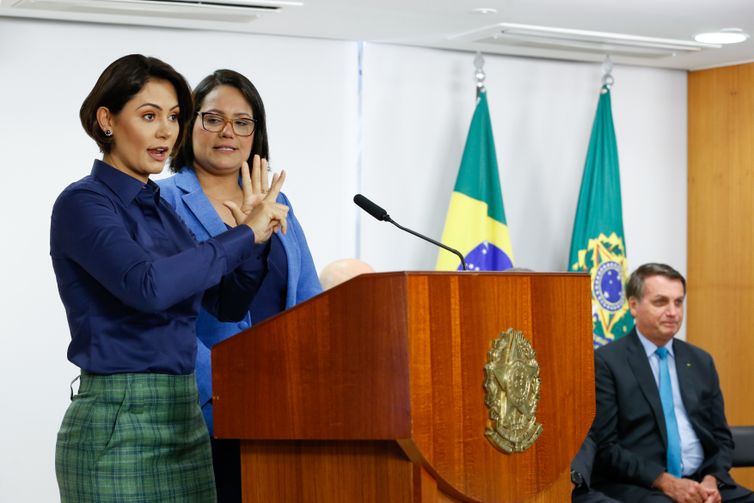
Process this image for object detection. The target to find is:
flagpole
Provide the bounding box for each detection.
[474,51,486,98]
[602,54,614,91]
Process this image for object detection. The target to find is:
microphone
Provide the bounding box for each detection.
[353,194,467,271]
[353,194,389,221]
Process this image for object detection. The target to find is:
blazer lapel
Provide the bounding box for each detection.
[626,331,669,447]
[175,170,228,239]
[673,340,699,416]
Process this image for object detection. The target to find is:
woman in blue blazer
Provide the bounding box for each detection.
[158,69,321,502]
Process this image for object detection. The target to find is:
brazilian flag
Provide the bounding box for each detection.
[436,90,514,271]
[568,86,633,347]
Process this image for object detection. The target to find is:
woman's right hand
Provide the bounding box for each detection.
[245,154,274,211]
[225,163,289,244]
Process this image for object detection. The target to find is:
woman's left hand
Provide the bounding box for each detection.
[233,154,278,219]
[225,155,286,228]
[226,169,288,242]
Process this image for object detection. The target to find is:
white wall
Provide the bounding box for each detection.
[359,44,687,275]
[0,17,686,502]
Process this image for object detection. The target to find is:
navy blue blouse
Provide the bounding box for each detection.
[50,160,267,375]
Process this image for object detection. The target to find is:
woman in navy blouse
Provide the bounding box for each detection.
[158,69,321,502]
[51,55,289,503]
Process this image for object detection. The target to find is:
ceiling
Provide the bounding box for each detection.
[2,0,754,70]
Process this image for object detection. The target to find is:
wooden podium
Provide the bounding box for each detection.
[213,272,594,502]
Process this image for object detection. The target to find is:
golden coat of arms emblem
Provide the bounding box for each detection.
[484,328,542,453]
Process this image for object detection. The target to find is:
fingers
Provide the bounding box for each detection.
[265,169,286,201]
[699,476,721,503]
[243,200,290,243]
[223,201,246,226]
[276,212,288,234]
[703,487,721,503]
[691,484,709,503]
[265,203,289,235]
[250,154,261,194]
[689,482,707,503]
[261,157,269,194]
[666,478,706,503]
[270,203,289,235]
[240,161,253,209]
[240,156,277,212]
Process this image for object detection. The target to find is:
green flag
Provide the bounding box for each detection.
[436,90,514,271]
[568,86,633,347]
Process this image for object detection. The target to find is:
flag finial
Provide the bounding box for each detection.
[474,51,486,97]
[601,55,614,91]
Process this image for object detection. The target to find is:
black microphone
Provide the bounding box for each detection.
[353,194,389,221]
[353,194,467,271]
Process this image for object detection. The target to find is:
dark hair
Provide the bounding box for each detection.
[80,54,192,155]
[625,263,687,301]
[170,69,269,172]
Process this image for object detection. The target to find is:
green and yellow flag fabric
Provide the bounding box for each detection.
[568,86,633,347]
[436,90,514,271]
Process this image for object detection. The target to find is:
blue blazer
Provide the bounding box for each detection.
[158,168,321,434]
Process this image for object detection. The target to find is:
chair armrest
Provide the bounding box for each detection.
[731,426,754,467]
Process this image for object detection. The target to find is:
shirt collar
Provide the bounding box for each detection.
[636,327,675,358]
[91,159,161,205]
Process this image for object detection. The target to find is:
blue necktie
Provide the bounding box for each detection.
[656,347,682,477]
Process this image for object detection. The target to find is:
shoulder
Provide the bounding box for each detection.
[156,176,181,206]
[277,192,302,223]
[276,192,307,237]
[595,333,633,360]
[53,176,116,215]
[155,174,178,190]
[673,338,715,365]
[59,174,107,196]
[156,169,197,205]
[51,177,122,247]
[155,171,182,192]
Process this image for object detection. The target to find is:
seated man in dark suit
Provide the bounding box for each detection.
[591,263,754,502]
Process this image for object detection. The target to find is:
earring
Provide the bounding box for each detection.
[105,129,112,137]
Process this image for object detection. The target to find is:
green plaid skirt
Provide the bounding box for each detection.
[56,372,216,503]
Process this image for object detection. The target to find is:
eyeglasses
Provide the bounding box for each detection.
[197,112,256,137]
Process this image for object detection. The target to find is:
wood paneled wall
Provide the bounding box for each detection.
[688,61,754,486]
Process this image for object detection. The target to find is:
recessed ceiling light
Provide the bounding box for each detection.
[694,28,750,45]
[471,7,498,15]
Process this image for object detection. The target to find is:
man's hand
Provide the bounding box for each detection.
[653,472,710,503]
[700,475,722,503]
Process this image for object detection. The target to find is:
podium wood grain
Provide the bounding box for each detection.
[213,272,594,502]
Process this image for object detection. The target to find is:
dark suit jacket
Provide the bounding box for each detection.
[591,329,735,494]
[572,432,621,502]
[573,432,599,489]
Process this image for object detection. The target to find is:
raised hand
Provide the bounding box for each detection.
[225,168,288,244]
[230,155,273,219]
